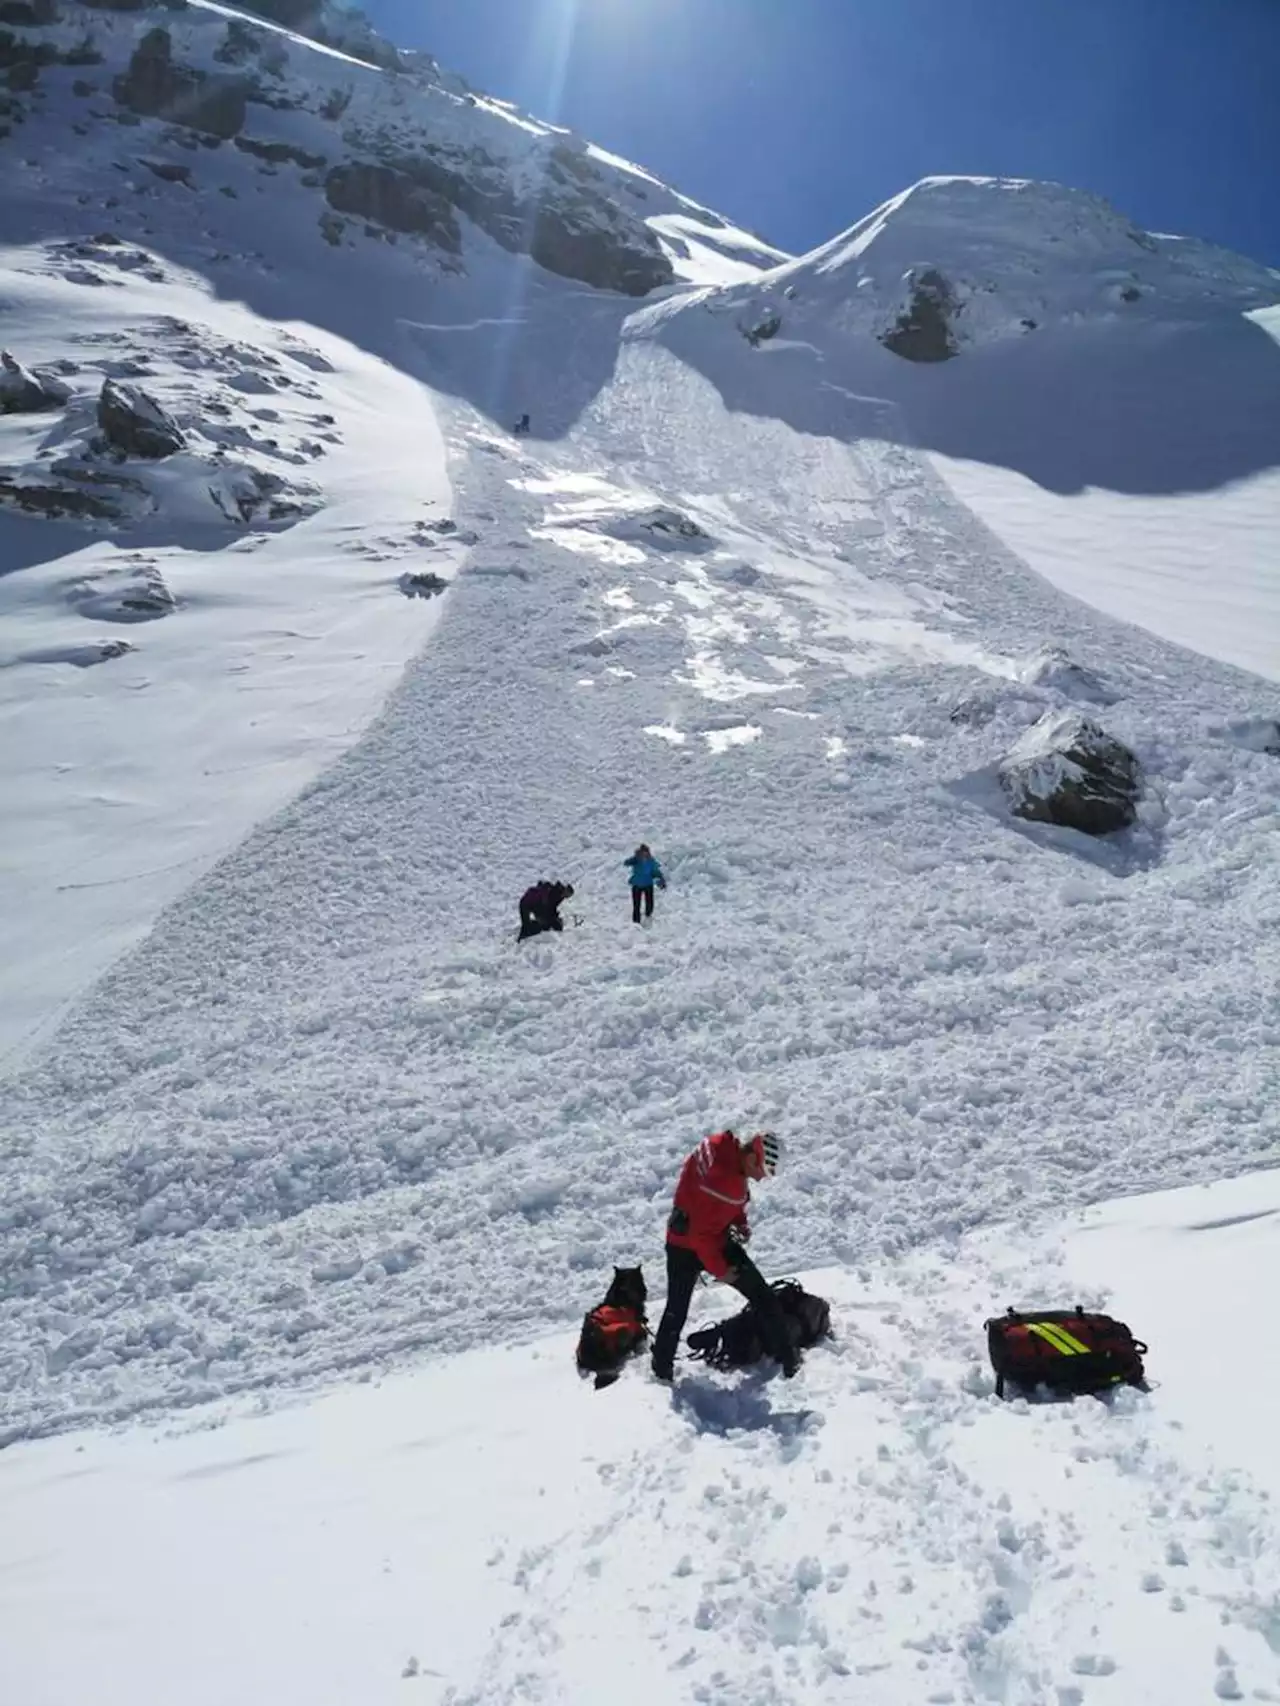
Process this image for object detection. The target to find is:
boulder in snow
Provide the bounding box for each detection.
[999,710,1142,836]
[68,563,176,623]
[399,570,447,600]
[0,349,70,413]
[97,378,185,458]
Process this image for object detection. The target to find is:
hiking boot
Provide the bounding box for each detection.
[651,1357,674,1384]
[781,1351,802,1380]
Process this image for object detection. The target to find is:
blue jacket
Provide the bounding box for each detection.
[625,853,665,889]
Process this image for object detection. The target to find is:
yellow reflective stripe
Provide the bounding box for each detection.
[1027,1321,1088,1356]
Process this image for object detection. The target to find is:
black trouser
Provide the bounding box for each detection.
[631,884,654,924]
[518,904,561,941]
[652,1240,792,1373]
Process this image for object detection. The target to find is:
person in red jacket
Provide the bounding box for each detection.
[651,1129,799,1382]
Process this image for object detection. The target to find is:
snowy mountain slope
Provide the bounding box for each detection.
[0,234,463,1065]
[648,176,1280,679]
[6,1169,1280,1706]
[0,0,1277,1480]
[2,340,1278,1444]
[0,0,782,294]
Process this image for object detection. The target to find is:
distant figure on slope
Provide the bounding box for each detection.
[513,413,531,436]
[651,1129,798,1383]
[625,842,666,925]
[518,879,574,942]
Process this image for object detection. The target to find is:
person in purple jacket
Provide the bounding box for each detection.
[624,843,666,925]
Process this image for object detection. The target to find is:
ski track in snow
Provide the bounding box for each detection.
[1,298,1278,1443]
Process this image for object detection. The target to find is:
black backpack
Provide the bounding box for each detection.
[986,1306,1148,1399]
[687,1280,831,1370]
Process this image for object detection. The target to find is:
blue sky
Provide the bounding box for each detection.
[360,0,1279,267]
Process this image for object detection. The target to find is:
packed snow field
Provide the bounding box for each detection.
[6,1171,1280,1706]
[2,5,1280,1702]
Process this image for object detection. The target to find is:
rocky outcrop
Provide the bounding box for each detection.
[68,562,175,622]
[347,142,673,295]
[881,268,957,363]
[999,710,1142,836]
[399,570,447,599]
[97,378,185,458]
[324,162,460,249]
[114,27,246,140]
[0,467,149,520]
[236,134,324,170]
[0,349,69,412]
[0,0,58,24]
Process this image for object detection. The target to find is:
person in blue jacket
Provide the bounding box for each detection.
[625,843,666,924]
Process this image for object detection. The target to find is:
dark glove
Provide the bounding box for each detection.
[667,1207,690,1236]
[727,1222,750,1245]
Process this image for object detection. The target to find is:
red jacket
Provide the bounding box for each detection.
[666,1130,749,1278]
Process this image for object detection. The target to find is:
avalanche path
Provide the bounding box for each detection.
[1,305,1277,1443]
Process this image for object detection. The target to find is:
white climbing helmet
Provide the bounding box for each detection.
[749,1131,781,1176]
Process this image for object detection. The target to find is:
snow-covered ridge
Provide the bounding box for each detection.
[0,0,784,293]
[720,176,1280,358]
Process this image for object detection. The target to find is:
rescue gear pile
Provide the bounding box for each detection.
[576,1267,649,1390]
[986,1306,1148,1399]
[686,1279,830,1370]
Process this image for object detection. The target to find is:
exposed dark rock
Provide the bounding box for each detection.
[881,268,958,363]
[68,561,176,622]
[0,28,56,68]
[324,162,460,250]
[141,156,192,185]
[113,28,246,140]
[62,34,101,64]
[0,349,70,412]
[97,378,185,458]
[399,570,447,599]
[999,710,1142,836]
[742,309,781,347]
[318,208,344,246]
[215,17,285,73]
[0,468,148,519]
[6,57,37,89]
[72,77,95,94]
[318,84,349,121]
[365,144,673,294]
[236,133,324,170]
[0,0,58,22]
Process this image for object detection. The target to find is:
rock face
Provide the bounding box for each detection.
[881,268,957,363]
[343,143,673,295]
[0,467,149,519]
[324,163,460,250]
[97,378,186,458]
[1000,710,1142,836]
[0,349,69,412]
[113,27,246,139]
